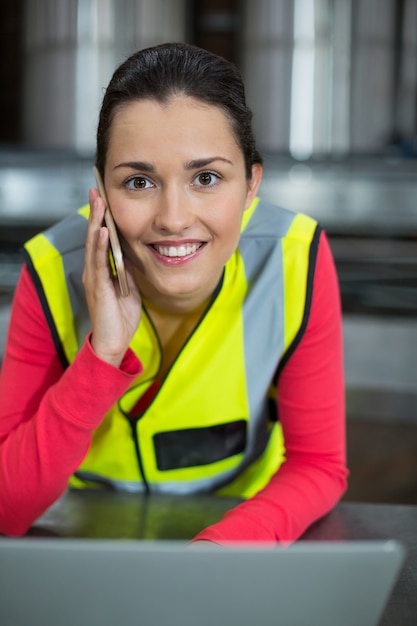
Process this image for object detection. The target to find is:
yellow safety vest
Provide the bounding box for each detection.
[24,198,319,499]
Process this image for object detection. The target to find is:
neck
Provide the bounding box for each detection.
[142,294,211,319]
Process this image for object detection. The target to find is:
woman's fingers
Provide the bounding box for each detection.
[84,190,119,296]
[83,188,142,367]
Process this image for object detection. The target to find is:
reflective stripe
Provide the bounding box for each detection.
[24,207,91,363]
[239,201,293,455]
[43,210,91,351]
[71,470,245,495]
[24,232,79,365]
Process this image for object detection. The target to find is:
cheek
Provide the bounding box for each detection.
[212,209,244,246]
[114,208,148,241]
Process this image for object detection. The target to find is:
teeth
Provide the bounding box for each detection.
[154,243,202,257]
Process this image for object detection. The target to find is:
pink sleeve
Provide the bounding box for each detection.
[0,265,142,536]
[193,230,348,544]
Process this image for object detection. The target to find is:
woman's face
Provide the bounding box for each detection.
[104,96,262,311]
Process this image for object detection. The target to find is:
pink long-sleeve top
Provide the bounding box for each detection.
[0,230,348,540]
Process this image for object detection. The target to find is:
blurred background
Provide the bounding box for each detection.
[0,0,416,503]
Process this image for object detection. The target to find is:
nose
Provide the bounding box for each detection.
[153,186,195,234]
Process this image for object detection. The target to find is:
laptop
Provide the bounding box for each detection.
[0,538,405,626]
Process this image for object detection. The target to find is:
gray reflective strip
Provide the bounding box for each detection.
[43,212,91,347]
[74,469,240,494]
[239,200,295,452]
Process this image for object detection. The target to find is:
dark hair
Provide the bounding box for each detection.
[96,42,262,180]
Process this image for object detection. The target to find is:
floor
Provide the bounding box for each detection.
[344,418,417,505]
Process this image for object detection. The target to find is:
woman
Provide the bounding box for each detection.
[0,43,347,541]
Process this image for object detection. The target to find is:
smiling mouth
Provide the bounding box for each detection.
[151,243,204,258]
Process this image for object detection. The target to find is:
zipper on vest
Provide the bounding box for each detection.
[128,417,150,494]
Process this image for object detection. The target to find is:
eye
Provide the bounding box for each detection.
[125,176,154,190]
[192,171,221,188]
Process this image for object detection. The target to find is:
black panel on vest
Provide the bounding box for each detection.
[154,420,247,471]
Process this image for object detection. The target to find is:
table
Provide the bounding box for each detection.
[29,491,417,625]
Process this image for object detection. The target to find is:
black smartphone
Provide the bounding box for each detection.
[93,166,130,297]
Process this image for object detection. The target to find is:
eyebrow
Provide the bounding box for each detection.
[113,161,155,172]
[112,156,234,172]
[185,157,234,169]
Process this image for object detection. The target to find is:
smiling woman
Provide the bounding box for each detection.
[103,96,261,314]
[0,43,347,543]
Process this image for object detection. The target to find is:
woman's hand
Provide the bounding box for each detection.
[82,188,142,368]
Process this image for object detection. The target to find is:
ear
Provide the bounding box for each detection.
[245,163,263,209]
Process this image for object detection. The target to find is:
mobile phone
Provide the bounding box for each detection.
[93,166,130,297]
